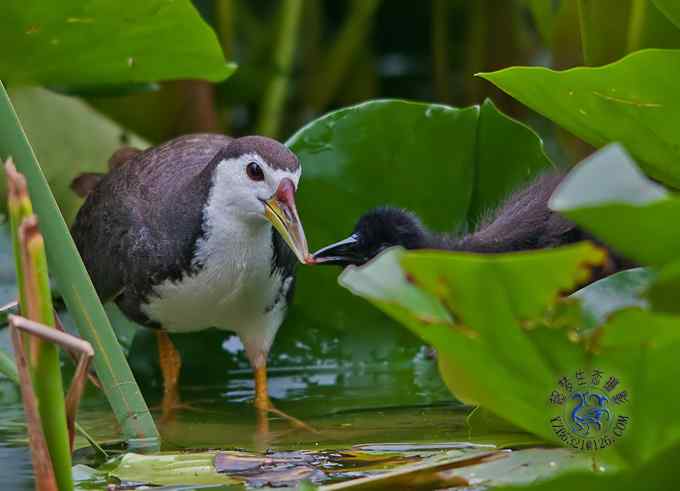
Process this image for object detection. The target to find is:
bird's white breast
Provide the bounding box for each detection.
[140,157,296,365]
[141,168,287,343]
[143,221,269,325]
[141,216,290,366]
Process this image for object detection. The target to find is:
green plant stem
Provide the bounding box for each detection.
[299,0,323,112]
[627,0,647,53]
[9,324,58,491]
[431,0,451,103]
[19,219,72,491]
[215,0,234,134]
[6,163,68,489]
[256,0,304,138]
[577,0,595,65]
[577,0,633,66]
[0,82,159,444]
[305,0,381,115]
[463,0,490,104]
[5,162,33,378]
[6,160,31,319]
[215,0,234,61]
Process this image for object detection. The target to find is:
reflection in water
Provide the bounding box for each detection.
[0,444,33,491]
[0,206,476,486]
[0,332,467,488]
[157,358,462,452]
[0,378,39,491]
[0,358,457,480]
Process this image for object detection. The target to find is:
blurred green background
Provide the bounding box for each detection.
[5,0,680,393]
[4,1,680,489]
[86,0,580,150]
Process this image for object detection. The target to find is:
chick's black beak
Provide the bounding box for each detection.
[312,234,366,266]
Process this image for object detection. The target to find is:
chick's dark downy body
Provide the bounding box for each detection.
[314,172,633,276]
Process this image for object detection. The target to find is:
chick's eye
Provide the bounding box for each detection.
[246,162,264,181]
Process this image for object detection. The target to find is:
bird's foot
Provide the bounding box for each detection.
[252,364,318,434]
[153,388,206,424]
[153,399,201,413]
[254,397,318,434]
[267,406,319,434]
[158,389,181,424]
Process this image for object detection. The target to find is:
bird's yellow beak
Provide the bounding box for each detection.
[264,178,311,264]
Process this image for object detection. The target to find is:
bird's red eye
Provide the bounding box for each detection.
[246,162,264,181]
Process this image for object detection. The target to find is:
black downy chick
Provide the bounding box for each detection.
[313,172,632,278]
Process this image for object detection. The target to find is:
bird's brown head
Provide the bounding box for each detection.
[211,136,310,264]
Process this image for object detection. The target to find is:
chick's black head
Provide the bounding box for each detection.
[355,207,427,252]
[312,207,427,267]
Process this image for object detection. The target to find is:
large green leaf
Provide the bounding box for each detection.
[571,268,652,327]
[340,244,604,439]
[647,259,680,313]
[283,99,551,362]
[0,0,235,87]
[592,309,680,464]
[550,144,680,267]
[110,452,240,487]
[479,49,680,187]
[494,442,680,491]
[340,245,680,465]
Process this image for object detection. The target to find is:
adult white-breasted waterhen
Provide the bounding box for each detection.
[312,172,633,278]
[71,134,310,421]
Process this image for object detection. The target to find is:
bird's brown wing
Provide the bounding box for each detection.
[71,134,232,306]
[71,174,138,301]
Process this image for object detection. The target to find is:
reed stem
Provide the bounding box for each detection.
[256,0,304,138]
[304,0,381,115]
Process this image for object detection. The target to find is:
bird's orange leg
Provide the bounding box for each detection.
[253,364,272,411]
[253,361,317,433]
[254,364,271,436]
[156,330,182,423]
